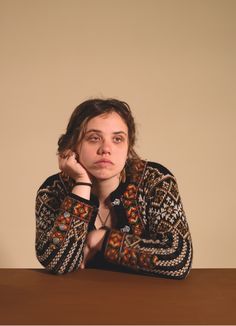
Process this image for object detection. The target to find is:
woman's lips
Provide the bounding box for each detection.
[94,159,113,165]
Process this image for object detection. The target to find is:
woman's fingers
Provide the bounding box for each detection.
[80,262,85,269]
[58,151,76,172]
[80,245,90,269]
[79,231,107,270]
[58,150,91,183]
[67,152,78,165]
[58,156,69,172]
[59,149,73,159]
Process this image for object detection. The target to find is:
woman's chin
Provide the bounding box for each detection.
[90,170,120,182]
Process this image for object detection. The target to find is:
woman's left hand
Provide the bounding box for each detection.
[80,229,107,269]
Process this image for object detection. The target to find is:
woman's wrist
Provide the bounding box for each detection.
[72,181,91,200]
[74,176,92,183]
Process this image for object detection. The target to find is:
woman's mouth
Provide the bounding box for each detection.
[94,159,113,165]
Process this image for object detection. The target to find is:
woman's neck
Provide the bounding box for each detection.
[92,176,120,207]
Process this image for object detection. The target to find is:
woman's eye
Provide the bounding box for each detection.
[113,136,123,143]
[88,135,100,142]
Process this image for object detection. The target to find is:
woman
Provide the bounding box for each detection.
[35,98,193,279]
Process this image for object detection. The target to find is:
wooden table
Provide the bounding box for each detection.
[0,268,235,325]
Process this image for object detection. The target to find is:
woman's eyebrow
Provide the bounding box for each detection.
[113,131,127,135]
[86,129,127,135]
[85,129,102,134]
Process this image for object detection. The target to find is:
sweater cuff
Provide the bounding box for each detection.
[60,195,97,222]
[103,229,125,264]
[103,229,159,271]
[48,195,97,248]
[69,192,99,208]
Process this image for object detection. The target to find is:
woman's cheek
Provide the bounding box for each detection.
[80,154,93,169]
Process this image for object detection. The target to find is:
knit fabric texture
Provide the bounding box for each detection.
[35,160,193,279]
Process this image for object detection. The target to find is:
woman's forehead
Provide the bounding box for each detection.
[85,112,128,133]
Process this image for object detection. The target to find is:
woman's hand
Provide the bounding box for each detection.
[58,150,91,182]
[80,229,107,269]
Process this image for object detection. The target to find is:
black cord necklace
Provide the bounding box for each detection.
[97,211,111,227]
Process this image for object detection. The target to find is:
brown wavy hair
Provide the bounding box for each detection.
[58,98,141,176]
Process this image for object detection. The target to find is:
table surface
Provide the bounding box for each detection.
[0,268,236,325]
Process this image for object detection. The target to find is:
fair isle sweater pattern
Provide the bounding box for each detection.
[35,160,193,279]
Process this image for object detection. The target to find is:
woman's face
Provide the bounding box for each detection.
[76,112,129,181]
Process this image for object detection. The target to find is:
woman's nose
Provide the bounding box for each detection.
[97,140,111,155]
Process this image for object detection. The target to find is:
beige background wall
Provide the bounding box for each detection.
[0,0,235,268]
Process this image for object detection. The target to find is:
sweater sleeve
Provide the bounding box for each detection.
[35,176,98,274]
[103,174,193,279]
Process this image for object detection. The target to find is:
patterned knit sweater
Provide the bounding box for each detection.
[35,160,193,279]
